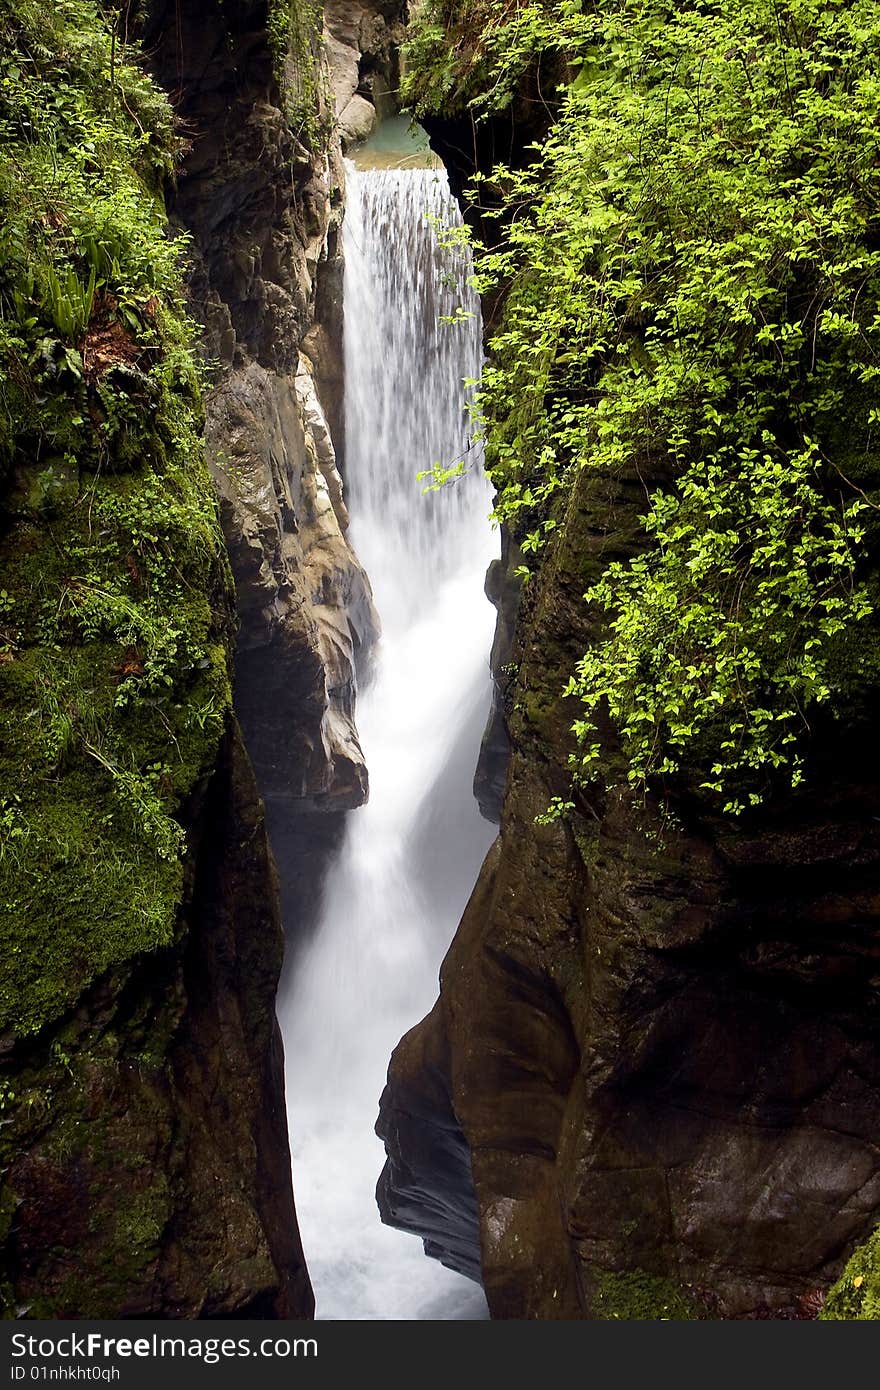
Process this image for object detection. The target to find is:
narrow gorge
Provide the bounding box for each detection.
[281,148,494,1319]
[2,0,880,1326]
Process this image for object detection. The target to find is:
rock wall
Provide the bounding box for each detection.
[3,720,312,1317]
[2,0,403,1319]
[144,0,379,795]
[378,67,880,1322]
[325,0,406,148]
[140,0,385,946]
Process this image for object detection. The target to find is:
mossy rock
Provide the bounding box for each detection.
[589,1268,705,1321]
[820,1229,880,1320]
[0,0,234,1038]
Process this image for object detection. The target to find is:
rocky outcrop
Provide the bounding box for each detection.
[142,0,379,814]
[208,357,376,813]
[2,715,312,1318]
[2,0,386,1319]
[208,351,378,937]
[377,993,484,1285]
[325,0,406,149]
[379,434,880,1319]
[139,0,382,945]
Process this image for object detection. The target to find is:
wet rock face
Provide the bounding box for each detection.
[325,0,406,149]
[164,724,314,1318]
[209,357,376,813]
[376,996,484,1285]
[473,535,522,823]
[144,0,380,828]
[4,724,313,1318]
[379,452,880,1319]
[144,0,322,376]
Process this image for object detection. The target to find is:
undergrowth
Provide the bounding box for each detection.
[415,0,880,816]
[820,1226,880,1320]
[0,0,232,1035]
[268,0,332,150]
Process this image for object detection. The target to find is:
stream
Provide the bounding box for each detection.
[280,130,496,1320]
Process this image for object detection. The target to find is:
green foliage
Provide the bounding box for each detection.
[402,0,582,116]
[414,0,880,814]
[416,459,469,492]
[0,0,233,1035]
[820,1227,880,1319]
[533,794,574,825]
[268,0,331,150]
[38,262,97,339]
[568,444,871,813]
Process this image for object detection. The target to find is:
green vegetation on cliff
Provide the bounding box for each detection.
[403,0,582,115]
[820,1226,880,1320]
[268,0,331,149]
[590,1269,704,1321]
[413,0,880,816]
[0,0,232,1036]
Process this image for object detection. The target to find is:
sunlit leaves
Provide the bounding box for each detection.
[412,0,880,812]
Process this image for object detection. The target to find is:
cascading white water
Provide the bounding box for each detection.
[280,159,497,1320]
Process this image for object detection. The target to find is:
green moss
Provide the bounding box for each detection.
[0,1180,16,1248]
[106,1181,168,1269]
[521,688,554,731]
[5,1017,181,1309]
[820,1228,880,1320]
[590,1268,704,1321]
[571,822,599,871]
[0,0,233,1038]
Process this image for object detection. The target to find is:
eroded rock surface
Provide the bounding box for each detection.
[209,356,376,813]
[379,439,880,1320]
[3,721,312,1317]
[144,0,380,822]
[325,0,406,149]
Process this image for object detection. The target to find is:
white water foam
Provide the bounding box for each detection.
[280,164,497,1320]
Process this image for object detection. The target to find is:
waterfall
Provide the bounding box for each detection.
[280,161,497,1320]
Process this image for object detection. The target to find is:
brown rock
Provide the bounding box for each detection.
[324,0,406,150]
[208,358,378,813]
[3,723,313,1318]
[379,454,880,1319]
